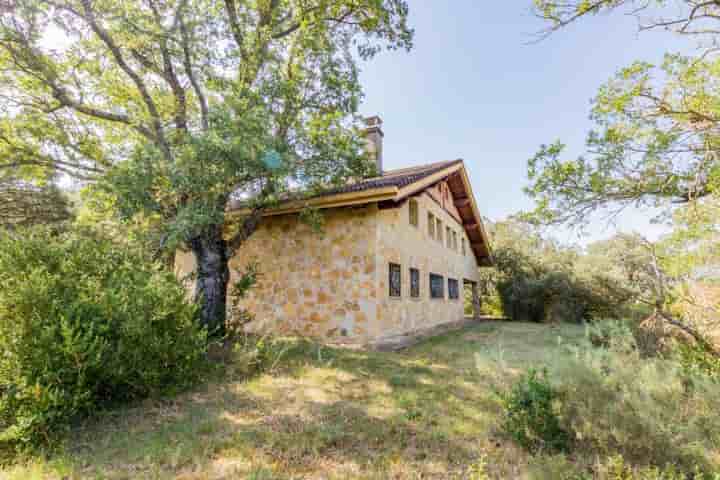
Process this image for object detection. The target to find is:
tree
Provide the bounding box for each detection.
[0,176,72,229]
[525,1,720,226]
[0,0,412,334]
[478,218,632,323]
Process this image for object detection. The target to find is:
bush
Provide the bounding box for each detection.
[500,324,720,473]
[528,454,720,480]
[675,341,720,382]
[0,228,208,452]
[586,320,637,354]
[500,368,569,453]
[550,328,720,473]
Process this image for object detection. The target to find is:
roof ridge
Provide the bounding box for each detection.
[372,159,462,179]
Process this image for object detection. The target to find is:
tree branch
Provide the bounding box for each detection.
[78,0,172,161]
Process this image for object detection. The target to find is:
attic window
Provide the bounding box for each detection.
[428,212,435,238]
[462,238,466,256]
[437,219,443,243]
[452,231,458,251]
[409,199,419,227]
[446,226,452,248]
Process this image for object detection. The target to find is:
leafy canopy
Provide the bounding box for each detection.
[526,1,720,226]
[0,0,412,248]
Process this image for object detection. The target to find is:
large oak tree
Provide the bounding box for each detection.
[0,0,412,334]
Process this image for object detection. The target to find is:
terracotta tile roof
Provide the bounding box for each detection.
[319,159,463,196]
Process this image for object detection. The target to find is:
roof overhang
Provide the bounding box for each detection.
[228,161,493,266]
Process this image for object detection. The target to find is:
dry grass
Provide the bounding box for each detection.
[2,321,587,479]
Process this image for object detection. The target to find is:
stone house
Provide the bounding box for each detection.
[175,117,492,343]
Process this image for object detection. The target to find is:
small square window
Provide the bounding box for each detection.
[409,199,419,227]
[437,219,443,243]
[410,268,420,298]
[448,278,459,300]
[389,263,401,297]
[428,213,435,238]
[430,273,444,299]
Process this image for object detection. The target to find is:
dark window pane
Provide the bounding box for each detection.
[389,263,401,297]
[430,273,444,299]
[448,278,459,300]
[410,268,420,298]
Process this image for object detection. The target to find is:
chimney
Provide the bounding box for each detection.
[364,116,384,175]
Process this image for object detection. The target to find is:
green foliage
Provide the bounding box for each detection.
[675,341,720,382]
[500,368,569,453]
[0,177,72,229]
[545,325,720,473]
[586,319,638,353]
[0,228,208,453]
[529,454,720,480]
[0,0,414,331]
[597,455,720,480]
[527,1,720,227]
[480,219,635,323]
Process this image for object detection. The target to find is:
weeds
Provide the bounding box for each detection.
[500,368,569,453]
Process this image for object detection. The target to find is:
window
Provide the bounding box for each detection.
[410,268,420,298]
[430,273,444,299]
[452,231,458,251]
[409,199,419,227]
[448,278,459,300]
[428,212,435,238]
[437,219,443,243]
[446,226,452,248]
[461,238,466,256]
[389,263,401,297]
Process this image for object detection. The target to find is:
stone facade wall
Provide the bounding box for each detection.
[175,187,481,343]
[176,204,380,341]
[374,182,480,338]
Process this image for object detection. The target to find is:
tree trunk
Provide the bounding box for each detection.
[189,226,229,336]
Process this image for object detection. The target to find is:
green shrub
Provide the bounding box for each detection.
[675,341,720,382]
[0,228,208,452]
[500,368,569,453]
[597,455,719,480]
[529,454,720,480]
[499,324,720,473]
[586,320,637,354]
[548,330,720,473]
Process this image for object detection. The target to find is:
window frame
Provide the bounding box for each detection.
[389,262,402,298]
[448,278,460,300]
[410,267,420,298]
[430,273,445,299]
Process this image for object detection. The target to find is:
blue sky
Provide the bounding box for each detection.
[358,1,691,245]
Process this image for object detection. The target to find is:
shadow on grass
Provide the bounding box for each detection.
[13,322,543,479]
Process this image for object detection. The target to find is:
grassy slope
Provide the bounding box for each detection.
[4,322,587,479]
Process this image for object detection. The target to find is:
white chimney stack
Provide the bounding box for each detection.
[364,116,384,175]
